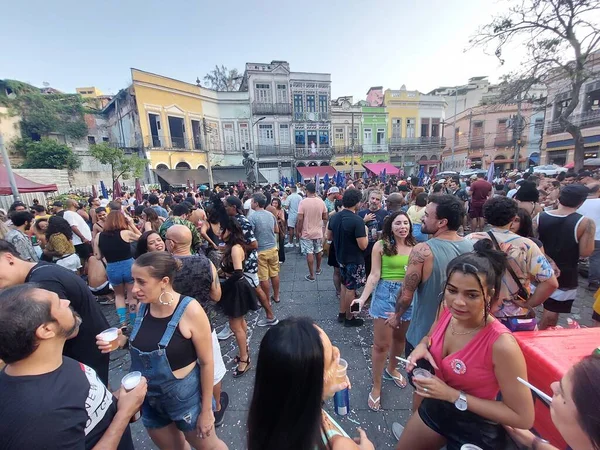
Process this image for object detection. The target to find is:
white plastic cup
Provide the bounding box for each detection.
[121,371,142,422]
[412,368,433,379]
[461,444,483,450]
[335,358,348,384]
[98,327,119,351]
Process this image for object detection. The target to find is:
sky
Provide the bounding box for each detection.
[2,0,522,100]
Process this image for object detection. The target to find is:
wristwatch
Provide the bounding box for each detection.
[454,391,468,411]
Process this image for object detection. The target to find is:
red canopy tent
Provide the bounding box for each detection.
[0,165,57,195]
[362,162,400,176]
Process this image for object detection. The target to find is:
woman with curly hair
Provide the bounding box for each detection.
[43,215,82,272]
[351,210,416,411]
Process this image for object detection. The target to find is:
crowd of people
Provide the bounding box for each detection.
[0,165,599,450]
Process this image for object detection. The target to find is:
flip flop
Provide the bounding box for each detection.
[368,391,381,412]
[271,295,280,304]
[384,368,407,388]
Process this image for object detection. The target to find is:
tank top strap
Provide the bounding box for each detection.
[158,296,194,348]
[130,303,149,340]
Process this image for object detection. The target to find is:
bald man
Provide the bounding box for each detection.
[165,225,229,426]
[385,193,405,213]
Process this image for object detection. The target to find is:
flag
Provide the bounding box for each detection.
[100,181,108,199]
[92,184,98,199]
[487,161,495,184]
[363,171,368,181]
[135,178,143,203]
[315,173,320,193]
[417,166,425,186]
[323,173,330,185]
[382,168,387,182]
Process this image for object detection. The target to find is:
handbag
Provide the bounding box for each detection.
[487,231,537,331]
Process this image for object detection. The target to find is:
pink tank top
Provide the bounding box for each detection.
[429,309,510,400]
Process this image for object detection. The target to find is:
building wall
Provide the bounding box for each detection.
[0,106,22,165]
[384,88,420,138]
[361,106,388,163]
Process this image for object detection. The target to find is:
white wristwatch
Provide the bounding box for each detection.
[454,391,468,411]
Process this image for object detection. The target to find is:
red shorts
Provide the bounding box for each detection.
[469,203,485,219]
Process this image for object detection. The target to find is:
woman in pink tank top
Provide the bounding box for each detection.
[396,239,535,450]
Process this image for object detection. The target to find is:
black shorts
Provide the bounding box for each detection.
[90,281,113,297]
[404,340,436,389]
[75,243,92,261]
[418,398,507,450]
[543,298,574,313]
[469,203,484,219]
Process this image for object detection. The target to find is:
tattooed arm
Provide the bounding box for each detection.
[578,217,596,258]
[393,243,431,317]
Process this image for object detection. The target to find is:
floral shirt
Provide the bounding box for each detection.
[235,214,258,274]
[158,217,201,251]
[6,229,38,262]
[466,229,554,318]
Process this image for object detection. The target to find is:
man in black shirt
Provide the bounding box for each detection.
[358,189,389,277]
[0,284,146,450]
[0,240,110,385]
[327,189,369,327]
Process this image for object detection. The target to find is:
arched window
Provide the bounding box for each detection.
[175,162,191,169]
[156,163,169,170]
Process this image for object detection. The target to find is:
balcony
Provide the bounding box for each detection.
[470,136,485,149]
[294,146,333,159]
[252,102,292,115]
[389,136,447,148]
[333,146,362,156]
[293,110,331,122]
[255,145,294,158]
[546,109,600,134]
[145,135,205,152]
[494,135,513,147]
[363,143,389,153]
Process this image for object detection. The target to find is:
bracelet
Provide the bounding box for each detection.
[532,437,549,450]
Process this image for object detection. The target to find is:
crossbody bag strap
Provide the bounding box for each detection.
[487,231,529,299]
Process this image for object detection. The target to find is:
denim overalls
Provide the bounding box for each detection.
[130,296,202,432]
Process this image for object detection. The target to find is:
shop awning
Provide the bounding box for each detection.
[296,166,337,180]
[212,167,267,184]
[154,167,266,187]
[0,165,57,195]
[362,163,400,175]
[332,164,364,172]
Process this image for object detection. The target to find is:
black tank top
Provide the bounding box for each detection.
[538,211,583,290]
[131,300,197,371]
[98,231,132,263]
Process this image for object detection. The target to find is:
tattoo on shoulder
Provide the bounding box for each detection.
[408,244,432,266]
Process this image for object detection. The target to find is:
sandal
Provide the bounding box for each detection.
[384,368,407,388]
[233,358,251,378]
[233,345,250,364]
[271,295,280,304]
[368,390,381,412]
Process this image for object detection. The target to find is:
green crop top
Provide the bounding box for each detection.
[381,251,410,280]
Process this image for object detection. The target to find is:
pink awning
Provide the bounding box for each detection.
[362,163,400,175]
[296,166,337,180]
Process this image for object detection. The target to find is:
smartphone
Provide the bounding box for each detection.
[351,302,360,313]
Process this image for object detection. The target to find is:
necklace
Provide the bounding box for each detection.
[449,318,483,336]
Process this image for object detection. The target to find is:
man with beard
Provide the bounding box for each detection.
[0,285,146,450]
[358,190,389,276]
[5,211,38,262]
[0,240,110,384]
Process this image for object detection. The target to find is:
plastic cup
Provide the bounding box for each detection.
[121,371,142,422]
[98,327,119,351]
[412,368,433,380]
[461,445,483,450]
[335,358,348,384]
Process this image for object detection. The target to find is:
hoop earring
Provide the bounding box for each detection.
[159,290,174,306]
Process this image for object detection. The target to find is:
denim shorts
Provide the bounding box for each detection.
[105,258,134,286]
[369,280,413,321]
[142,366,215,432]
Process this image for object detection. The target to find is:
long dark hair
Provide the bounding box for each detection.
[135,231,163,258]
[515,208,534,238]
[45,216,73,240]
[221,217,248,269]
[248,317,329,450]
[571,354,600,450]
[381,210,416,256]
[142,207,161,231]
[443,239,508,322]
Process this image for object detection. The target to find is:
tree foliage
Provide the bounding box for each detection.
[90,142,146,183]
[14,138,80,170]
[203,65,242,91]
[471,0,600,171]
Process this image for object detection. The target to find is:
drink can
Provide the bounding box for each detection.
[333,387,350,416]
[121,371,142,422]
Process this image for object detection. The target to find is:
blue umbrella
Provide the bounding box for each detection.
[100,180,108,198]
[335,171,341,185]
[417,166,425,186]
[323,173,330,185]
[382,168,387,182]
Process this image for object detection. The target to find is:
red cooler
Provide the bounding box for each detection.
[514,328,600,449]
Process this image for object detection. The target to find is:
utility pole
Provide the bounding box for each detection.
[451,88,458,169]
[513,93,523,171]
[0,134,20,201]
[202,118,214,189]
[350,110,355,179]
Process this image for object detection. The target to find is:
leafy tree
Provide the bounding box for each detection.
[14,138,80,170]
[471,0,600,171]
[203,65,242,91]
[90,142,146,184]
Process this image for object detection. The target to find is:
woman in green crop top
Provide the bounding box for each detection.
[352,211,416,411]
[247,317,374,450]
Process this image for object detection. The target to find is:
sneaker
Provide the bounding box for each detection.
[392,422,404,441]
[305,274,316,282]
[344,317,364,327]
[214,392,229,427]
[257,317,279,327]
[316,268,323,275]
[217,324,234,340]
[337,313,346,323]
[284,243,294,248]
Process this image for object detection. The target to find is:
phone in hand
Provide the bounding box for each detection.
[351,302,360,313]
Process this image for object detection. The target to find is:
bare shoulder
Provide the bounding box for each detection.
[492,331,522,359]
[408,242,433,264]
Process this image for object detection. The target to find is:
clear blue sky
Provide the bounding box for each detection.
[2,0,518,100]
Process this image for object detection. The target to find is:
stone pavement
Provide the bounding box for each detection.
[102,249,598,449]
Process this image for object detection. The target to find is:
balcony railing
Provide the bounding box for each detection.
[546,109,600,134]
[255,145,294,157]
[389,136,446,148]
[363,143,389,153]
[294,146,333,159]
[293,111,331,122]
[494,135,513,147]
[146,135,205,152]
[470,136,485,149]
[252,102,292,115]
[333,146,362,156]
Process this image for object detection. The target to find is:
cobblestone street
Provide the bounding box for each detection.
[102,249,598,449]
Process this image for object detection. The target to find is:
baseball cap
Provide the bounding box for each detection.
[327,186,340,195]
[560,183,589,207]
[52,201,63,207]
[225,196,243,211]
